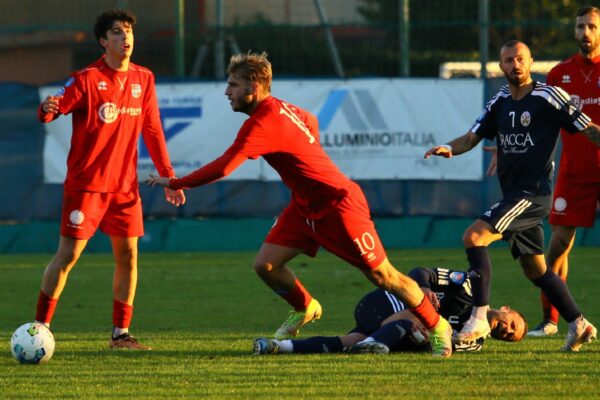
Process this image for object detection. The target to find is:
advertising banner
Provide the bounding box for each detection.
[40,78,484,183]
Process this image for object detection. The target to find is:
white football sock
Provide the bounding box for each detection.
[112,327,129,337]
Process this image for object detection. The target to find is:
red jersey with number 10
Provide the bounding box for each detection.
[547,54,600,183]
[38,56,175,193]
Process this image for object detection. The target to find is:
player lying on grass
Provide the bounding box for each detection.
[254,267,527,355]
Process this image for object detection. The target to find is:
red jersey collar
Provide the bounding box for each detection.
[574,52,600,65]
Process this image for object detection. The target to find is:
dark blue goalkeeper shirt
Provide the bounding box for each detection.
[471,81,590,204]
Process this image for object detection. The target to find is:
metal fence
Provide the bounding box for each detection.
[0,0,582,84]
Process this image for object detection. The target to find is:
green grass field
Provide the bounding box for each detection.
[1,248,599,399]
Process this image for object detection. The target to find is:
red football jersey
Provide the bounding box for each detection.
[172,96,354,219]
[38,56,175,192]
[547,54,600,183]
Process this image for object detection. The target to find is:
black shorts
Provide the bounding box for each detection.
[479,193,550,259]
[348,289,405,336]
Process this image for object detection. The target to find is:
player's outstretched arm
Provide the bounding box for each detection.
[581,122,600,147]
[423,131,482,159]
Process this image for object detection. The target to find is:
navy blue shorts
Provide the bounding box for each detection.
[480,193,550,259]
[348,289,406,336]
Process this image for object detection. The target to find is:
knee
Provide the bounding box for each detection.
[253,260,274,276]
[115,246,137,266]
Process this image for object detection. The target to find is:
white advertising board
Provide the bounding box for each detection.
[40,78,484,183]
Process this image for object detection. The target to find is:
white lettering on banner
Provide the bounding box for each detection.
[279,102,315,143]
[322,131,435,148]
[40,78,483,183]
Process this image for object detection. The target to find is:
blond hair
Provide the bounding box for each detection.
[227,51,272,92]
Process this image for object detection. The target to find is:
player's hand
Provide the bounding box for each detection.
[421,288,440,310]
[146,174,171,188]
[423,144,453,159]
[42,95,62,114]
[483,145,498,176]
[164,187,185,207]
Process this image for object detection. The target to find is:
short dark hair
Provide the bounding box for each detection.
[93,9,136,49]
[576,6,600,18]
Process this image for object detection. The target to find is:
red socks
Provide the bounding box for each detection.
[280,279,312,311]
[411,296,440,330]
[541,293,560,324]
[113,299,133,329]
[35,290,58,324]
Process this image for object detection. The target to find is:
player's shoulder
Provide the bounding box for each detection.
[72,58,105,79]
[129,62,154,76]
[484,85,510,109]
[531,81,571,106]
[548,55,578,74]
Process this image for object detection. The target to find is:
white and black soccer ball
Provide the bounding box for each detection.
[10,322,55,364]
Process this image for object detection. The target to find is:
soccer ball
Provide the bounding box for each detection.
[10,322,55,364]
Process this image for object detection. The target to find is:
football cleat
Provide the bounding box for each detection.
[253,338,280,355]
[429,317,453,358]
[457,315,491,342]
[527,321,558,338]
[108,333,152,350]
[274,298,322,340]
[561,316,597,352]
[345,340,390,354]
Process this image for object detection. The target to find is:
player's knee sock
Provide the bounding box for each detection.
[466,246,492,307]
[532,270,580,323]
[35,290,58,325]
[276,278,312,311]
[541,292,560,324]
[369,320,411,349]
[290,336,344,353]
[410,296,440,330]
[112,299,133,333]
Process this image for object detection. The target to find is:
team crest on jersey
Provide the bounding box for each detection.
[449,271,466,285]
[68,210,85,227]
[131,84,142,98]
[98,81,108,91]
[520,111,531,127]
[553,197,567,213]
[562,75,571,84]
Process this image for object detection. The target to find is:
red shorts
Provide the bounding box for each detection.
[60,189,144,239]
[549,177,600,228]
[265,184,387,270]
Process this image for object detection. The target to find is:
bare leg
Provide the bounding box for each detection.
[110,236,139,305]
[41,236,88,297]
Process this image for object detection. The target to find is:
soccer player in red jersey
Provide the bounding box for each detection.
[36,9,185,350]
[528,6,600,337]
[147,51,454,357]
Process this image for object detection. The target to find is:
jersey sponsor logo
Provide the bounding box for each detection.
[562,74,571,84]
[553,197,567,213]
[498,132,534,149]
[68,209,85,228]
[569,95,600,111]
[449,271,466,285]
[97,102,142,124]
[131,84,142,98]
[98,81,108,91]
[519,111,531,127]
